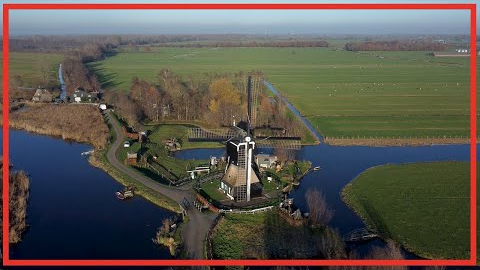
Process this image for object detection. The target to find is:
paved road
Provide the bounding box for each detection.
[105,111,214,259]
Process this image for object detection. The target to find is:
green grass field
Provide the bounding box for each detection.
[2,52,64,88]
[91,47,472,138]
[342,161,472,259]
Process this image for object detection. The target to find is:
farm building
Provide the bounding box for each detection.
[32,89,53,102]
[220,163,262,200]
[255,154,278,169]
[125,152,138,165]
[70,87,98,103]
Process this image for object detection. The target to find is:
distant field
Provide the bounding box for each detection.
[91,48,472,138]
[2,52,64,88]
[342,161,471,259]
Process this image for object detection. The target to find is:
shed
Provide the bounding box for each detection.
[255,154,278,169]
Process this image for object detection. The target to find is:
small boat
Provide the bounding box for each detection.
[313,166,321,171]
[81,150,94,156]
[116,190,134,200]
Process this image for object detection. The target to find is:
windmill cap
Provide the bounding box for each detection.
[245,136,251,142]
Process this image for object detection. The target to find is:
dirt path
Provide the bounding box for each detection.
[105,111,214,259]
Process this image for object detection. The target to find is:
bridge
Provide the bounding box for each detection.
[344,228,377,242]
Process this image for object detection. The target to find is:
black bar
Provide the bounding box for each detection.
[247,75,252,137]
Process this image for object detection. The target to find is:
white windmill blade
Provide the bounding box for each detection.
[188,127,241,141]
[255,138,301,150]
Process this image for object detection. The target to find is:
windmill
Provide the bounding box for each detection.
[189,75,301,202]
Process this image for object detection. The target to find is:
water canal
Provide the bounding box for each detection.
[5,129,174,259]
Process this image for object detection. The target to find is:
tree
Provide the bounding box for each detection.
[366,240,407,270]
[305,188,333,227]
[207,77,241,126]
[318,228,346,259]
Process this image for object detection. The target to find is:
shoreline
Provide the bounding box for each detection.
[325,137,470,147]
[89,149,181,213]
[6,122,181,214]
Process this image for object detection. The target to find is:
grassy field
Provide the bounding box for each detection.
[2,52,64,88]
[91,47,472,139]
[342,161,471,259]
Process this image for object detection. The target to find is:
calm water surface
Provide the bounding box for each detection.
[5,129,174,259]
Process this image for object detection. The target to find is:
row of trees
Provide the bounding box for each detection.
[106,69,305,139]
[8,34,331,52]
[62,56,101,94]
[155,40,330,48]
[345,40,448,51]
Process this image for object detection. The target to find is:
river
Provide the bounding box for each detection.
[59,64,67,101]
[5,129,174,259]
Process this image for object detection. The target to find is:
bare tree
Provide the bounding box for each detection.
[319,228,346,259]
[305,188,333,227]
[366,240,407,270]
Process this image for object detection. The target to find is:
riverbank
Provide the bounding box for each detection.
[341,161,471,259]
[88,150,181,213]
[325,137,470,147]
[8,104,109,149]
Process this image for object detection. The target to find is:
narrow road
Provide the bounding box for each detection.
[105,111,215,259]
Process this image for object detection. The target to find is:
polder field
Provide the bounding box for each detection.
[90,47,473,139]
[342,161,472,260]
[2,52,64,88]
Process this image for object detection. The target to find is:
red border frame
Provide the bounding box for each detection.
[2,3,477,267]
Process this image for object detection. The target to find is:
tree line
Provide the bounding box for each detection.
[7,35,331,52]
[153,40,330,48]
[345,40,448,51]
[104,69,306,138]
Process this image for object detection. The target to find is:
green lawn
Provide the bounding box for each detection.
[116,140,142,161]
[3,52,64,88]
[91,48,472,138]
[200,178,229,202]
[342,161,471,259]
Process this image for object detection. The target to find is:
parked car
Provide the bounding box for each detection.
[123,141,130,148]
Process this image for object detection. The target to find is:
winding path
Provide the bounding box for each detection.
[105,111,215,259]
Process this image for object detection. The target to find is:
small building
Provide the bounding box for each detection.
[125,152,137,165]
[255,154,278,169]
[70,87,98,103]
[32,89,53,102]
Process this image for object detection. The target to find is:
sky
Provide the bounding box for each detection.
[0,0,476,36]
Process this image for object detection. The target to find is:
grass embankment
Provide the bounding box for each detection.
[0,160,30,245]
[89,148,181,213]
[92,48,472,141]
[88,112,181,212]
[211,210,325,259]
[342,161,471,259]
[9,104,109,149]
